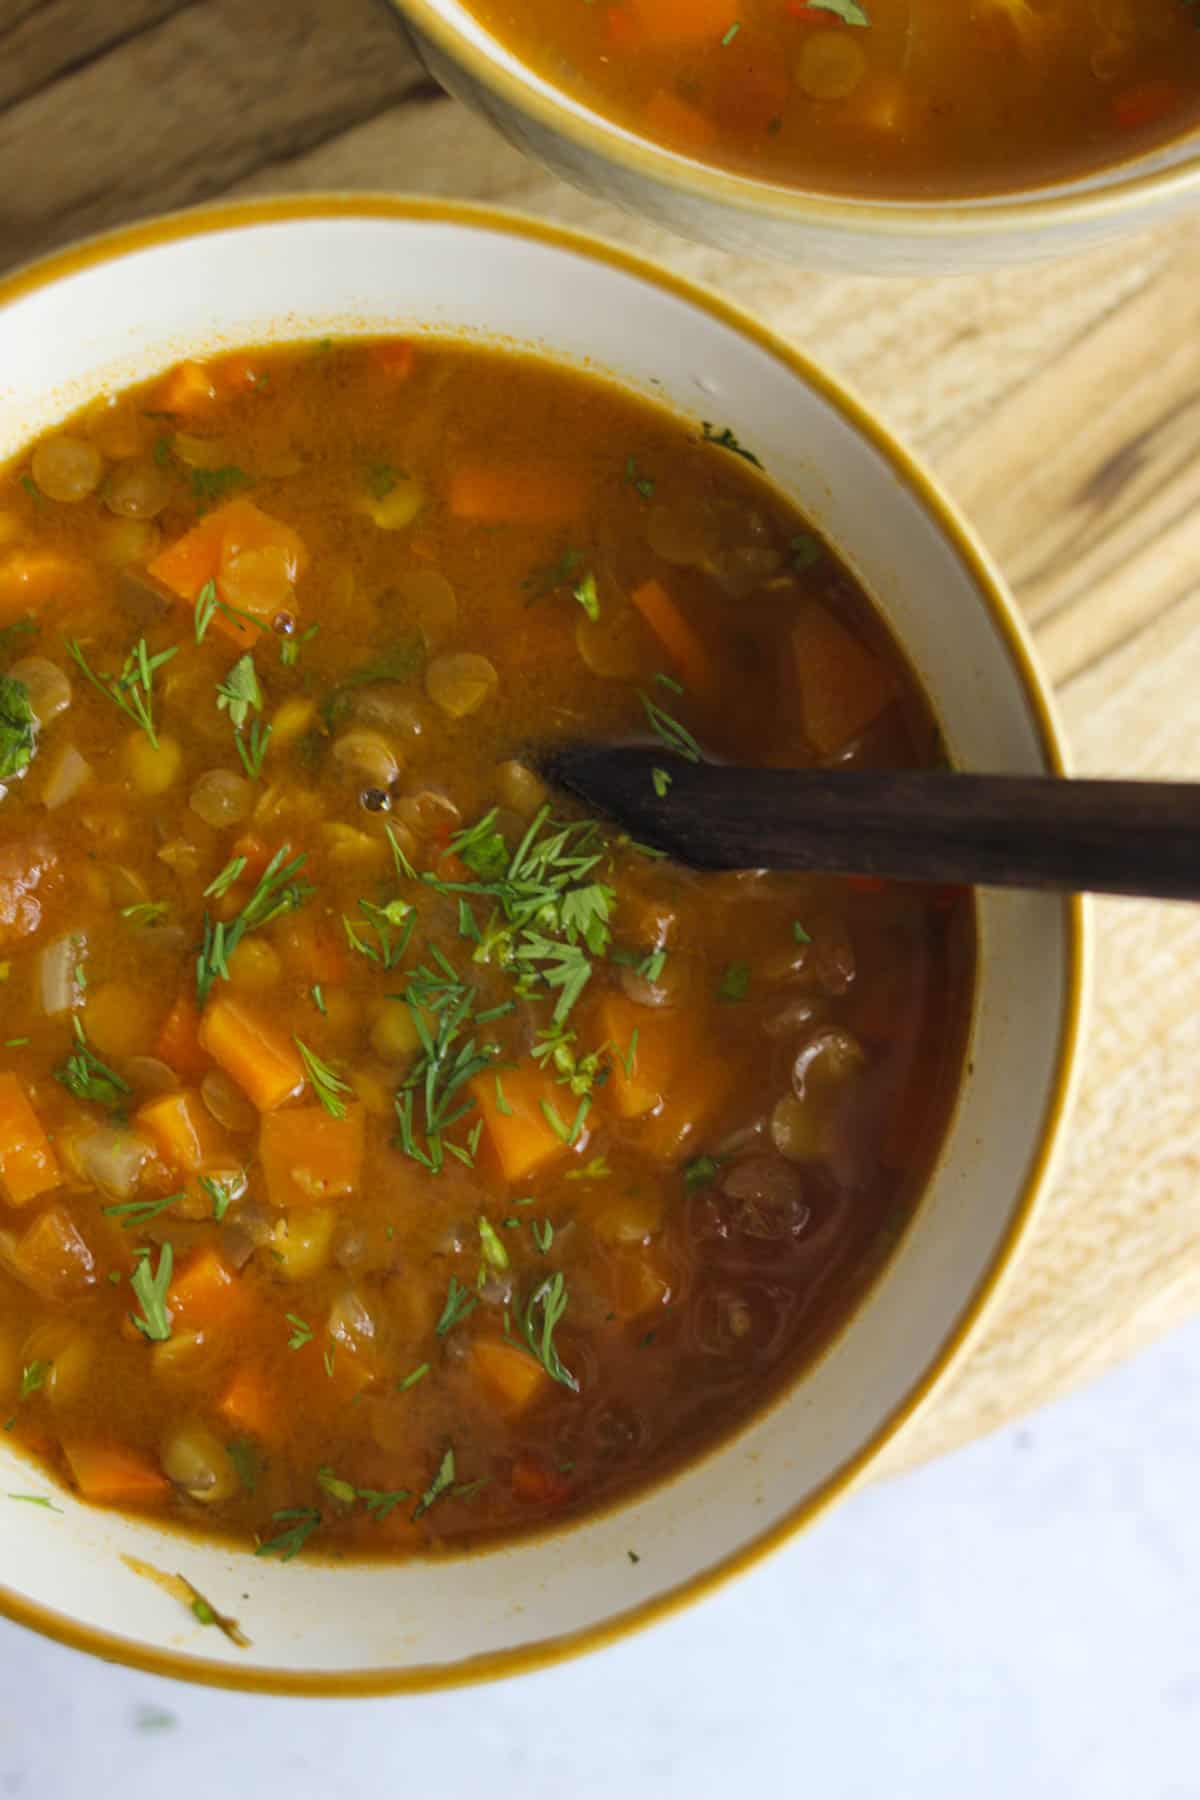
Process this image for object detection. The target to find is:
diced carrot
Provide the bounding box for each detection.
[446,464,590,528]
[368,340,416,379]
[9,1205,96,1300]
[469,1065,575,1183]
[1114,80,1178,133]
[637,1056,737,1164]
[216,1365,279,1441]
[791,601,895,756]
[644,89,717,150]
[629,578,716,701]
[229,833,272,883]
[153,359,217,416]
[62,1440,170,1507]
[147,498,309,644]
[199,994,305,1112]
[468,1339,548,1415]
[598,993,678,1121]
[168,1248,244,1332]
[0,1073,61,1206]
[154,994,209,1084]
[136,1089,229,1175]
[259,1104,364,1209]
[511,1456,572,1506]
[628,0,735,48]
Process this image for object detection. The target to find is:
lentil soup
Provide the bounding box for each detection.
[0,339,972,1561]
[455,0,1200,198]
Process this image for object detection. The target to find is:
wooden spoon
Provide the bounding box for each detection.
[539,746,1200,900]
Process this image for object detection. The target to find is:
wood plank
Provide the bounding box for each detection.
[0,0,427,270]
[883,587,1200,1471]
[0,0,192,115]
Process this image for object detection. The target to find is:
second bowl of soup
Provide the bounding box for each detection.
[390,0,1200,268]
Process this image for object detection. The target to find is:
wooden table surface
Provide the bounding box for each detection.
[5,0,1200,1476]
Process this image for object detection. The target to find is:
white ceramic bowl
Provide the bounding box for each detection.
[389,0,1200,273]
[0,198,1085,1692]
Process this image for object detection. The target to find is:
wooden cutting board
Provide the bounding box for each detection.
[5,0,1200,1475]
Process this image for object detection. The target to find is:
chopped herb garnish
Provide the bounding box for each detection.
[227,1441,259,1494]
[478,1217,510,1272]
[65,636,177,750]
[531,1218,554,1254]
[700,423,763,467]
[216,652,263,731]
[793,920,812,944]
[196,844,312,1005]
[412,1445,456,1521]
[640,692,702,764]
[435,1276,478,1336]
[102,1193,183,1229]
[199,1174,235,1221]
[515,1272,578,1392]
[294,1037,352,1119]
[316,1466,358,1506]
[255,1507,321,1561]
[652,767,672,798]
[19,1362,47,1401]
[129,1243,173,1342]
[494,1074,513,1116]
[120,901,170,927]
[805,0,869,23]
[55,1016,130,1111]
[203,854,246,900]
[0,673,36,781]
[566,1154,613,1181]
[624,456,655,500]
[320,633,425,728]
[522,546,582,600]
[572,570,600,623]
[364,459,399,500]
[191,465,253,509]
[683,1153,720,1193]
[790,533,823,572]
[396,1362,430,1392]
[286,1313,314,1351]
[717,961,750,1002]
[721,19,740,42]
[359,1486,411,1521]
[7,1493,61,1512]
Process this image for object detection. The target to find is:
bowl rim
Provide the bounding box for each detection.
[387,0,1200,240]
[0,193,1088,1696]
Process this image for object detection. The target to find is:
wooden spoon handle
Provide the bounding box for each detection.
[542,749,1200,899]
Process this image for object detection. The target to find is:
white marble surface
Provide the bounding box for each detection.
[1,1318,1197,1799]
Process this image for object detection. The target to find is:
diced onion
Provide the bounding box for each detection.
[38,933,83,1016]
[40,743,92,811]
[72,1126,152,1200]
[10,656,71,726]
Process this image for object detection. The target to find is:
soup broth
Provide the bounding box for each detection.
[0,340,972,1559]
